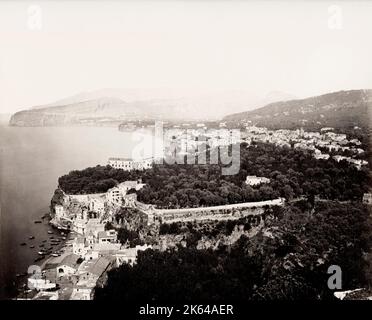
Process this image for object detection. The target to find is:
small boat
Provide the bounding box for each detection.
[62,237,67,240]
[42,240,47,243]
[34,220,42,224]
[29,236,35,240]
[29,245,35,249]
[51,253,59,257]
[16,273,27,278]
[38,251,45,255]
[47,231,53,234]
[20,242,27,246]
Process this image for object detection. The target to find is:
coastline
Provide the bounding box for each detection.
[14,214,73,300]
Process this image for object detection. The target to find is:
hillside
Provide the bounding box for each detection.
[224,89,372,130]
[8,88,295,127]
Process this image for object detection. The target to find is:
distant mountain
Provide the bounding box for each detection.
[223,89,372,130]
[9,88,294,127]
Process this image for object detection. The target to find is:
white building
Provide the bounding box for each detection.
[28,276,56,291]
[106,186,124,205]
[55,205,65,219]
[89,198,105,215]
[98,230,117,244]
[56,254,80,278]
[115,244,151,266]
[107,157,153,171]
[106,181,145,205]
[245,176,271,186]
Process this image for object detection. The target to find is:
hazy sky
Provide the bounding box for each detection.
[0,1,372,113]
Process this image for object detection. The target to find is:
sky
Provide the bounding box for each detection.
[0,1,372,114]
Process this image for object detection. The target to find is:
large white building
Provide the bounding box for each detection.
[245,176,271,186]
[107,157,153,171]
[106,181,145,205]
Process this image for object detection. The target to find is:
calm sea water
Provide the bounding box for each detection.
[0,125,140,299]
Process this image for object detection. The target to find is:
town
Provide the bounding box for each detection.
[23,124,370,300]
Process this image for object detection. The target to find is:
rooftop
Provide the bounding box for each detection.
[59,254,80,269]
[79,256,113,277]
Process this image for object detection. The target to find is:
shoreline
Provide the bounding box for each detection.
[13,214,74,300]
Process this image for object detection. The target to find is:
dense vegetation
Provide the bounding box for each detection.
[58,142,370,208]
[95,202,372,301]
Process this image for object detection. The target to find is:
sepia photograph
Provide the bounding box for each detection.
[0,0,371,311]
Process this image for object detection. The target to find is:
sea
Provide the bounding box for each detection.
[0,124,147,299]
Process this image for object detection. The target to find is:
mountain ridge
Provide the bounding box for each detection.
[223,89,372,130]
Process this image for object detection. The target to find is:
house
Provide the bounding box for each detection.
[115,244,151,266]
[91,243,122,258]
[89,197,105,215]
[77,256,113,283]
[73,237,91,257]
[106,186,123,204]
[363,193,372,205]
[55,205,65,219]
[245,176,270,186]
[72,256,113,300]
[28,276,56,291]
[98,230,117,244]
[56,254,80,278]
[73,218,87,235]
[85,218,105,237]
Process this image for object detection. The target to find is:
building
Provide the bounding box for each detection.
[245,176,270,186]
[55,205,65,219]
[106,181,145,205]
[73,237,91,257]
[89,197,105,215]
[98,230,117,244]
[85,219,105,237]
[115,244,151,266]
[363,193,372,205]
[72,256,114,300]
[107,157,153,171]
[28,276,56,291]
[56,254,80,278]
[106,186,123,204]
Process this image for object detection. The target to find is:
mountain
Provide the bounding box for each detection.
[223,89,372,130]
[9,88,294,127]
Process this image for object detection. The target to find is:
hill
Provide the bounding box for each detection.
[224,89,372,130]
[8,88,295,127]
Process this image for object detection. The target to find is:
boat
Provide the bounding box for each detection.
[29,245,35,249]
[34,220,42,224]
[62,237,67,240]
[39,244,44,248]
[47,231,53,234]
[38,251,45,255]
[16,273,27,278]
[42,240,47,243]
[51,253,59,257]
[29,236,35,240]
[20,242,27,246]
